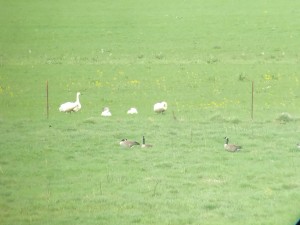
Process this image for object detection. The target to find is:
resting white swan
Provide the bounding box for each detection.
[59,92,81,113]
[154,101,167,113]
[127,107,138,114]
[101,107,112,117]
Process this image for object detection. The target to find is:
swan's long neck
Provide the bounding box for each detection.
[76,93,80,103]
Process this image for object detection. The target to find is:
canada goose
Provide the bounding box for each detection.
[154,101,168,113]
[59,92,81,113]
[101,107,112,117]
[297,143,300,149]
[127,107,138,114]
[141,136,153,148]
[119,139,140,148]
[224,137,242,152]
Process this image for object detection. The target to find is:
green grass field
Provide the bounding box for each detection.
[0,1,300,224]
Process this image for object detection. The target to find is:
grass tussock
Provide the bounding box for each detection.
[82,117,98,124]
[209,113,241,124]
[276,112,298,123]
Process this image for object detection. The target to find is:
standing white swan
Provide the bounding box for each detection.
[154,101,167,113]
[59,92,81,113]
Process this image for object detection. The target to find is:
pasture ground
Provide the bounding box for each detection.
[0,0,299,224]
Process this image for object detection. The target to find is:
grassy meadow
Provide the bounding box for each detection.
[0,0,300,224]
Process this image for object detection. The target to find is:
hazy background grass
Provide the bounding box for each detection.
[0,0,300,225]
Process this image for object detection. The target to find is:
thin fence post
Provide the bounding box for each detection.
[46,80,49,119]
[251,81,254,120]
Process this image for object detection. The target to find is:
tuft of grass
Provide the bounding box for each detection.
[82,117,98,124]
[209,113,241,124]
[276,112,294,123]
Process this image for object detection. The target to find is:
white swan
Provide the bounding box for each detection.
[59,92,81,113]
[101,107,112,117]
[154,101,167,113]
[127,107,138,114]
